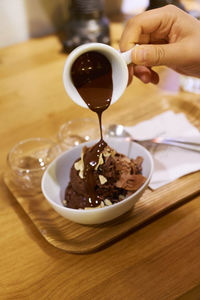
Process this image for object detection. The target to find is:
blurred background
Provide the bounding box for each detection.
[0,0,121,48]
[1,0,200,50]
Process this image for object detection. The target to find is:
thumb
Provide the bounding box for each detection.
[132,44,180,67]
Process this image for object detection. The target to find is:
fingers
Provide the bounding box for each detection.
[127,64,160,85]
[120,4,200,79]
[131,43,182,67]
[134,66,159,84]
[120,5,178,52]
[127,64,134,86]
[150,68,160,84]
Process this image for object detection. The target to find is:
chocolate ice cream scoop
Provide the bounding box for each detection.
[64,144,146,209]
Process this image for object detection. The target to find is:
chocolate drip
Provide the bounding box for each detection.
[71,51,113,206]
[83,139,107,206]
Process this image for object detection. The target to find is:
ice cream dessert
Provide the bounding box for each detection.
[63,50,146,209]
[63,145,146,209]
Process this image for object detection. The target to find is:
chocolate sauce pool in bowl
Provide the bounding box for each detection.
[71,51,113,207]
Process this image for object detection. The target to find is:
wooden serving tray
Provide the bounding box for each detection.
[4,95,200,253]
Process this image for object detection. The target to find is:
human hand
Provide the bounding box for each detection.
[120,5,200,84]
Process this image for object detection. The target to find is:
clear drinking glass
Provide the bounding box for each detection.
[7,138,60,194]
[57,118,101,151]
[180,75,200,94]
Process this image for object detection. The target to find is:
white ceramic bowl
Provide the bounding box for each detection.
[41,138,154,225]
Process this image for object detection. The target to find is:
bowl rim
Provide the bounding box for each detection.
[41,139,154,213]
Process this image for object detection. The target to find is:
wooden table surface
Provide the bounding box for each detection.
[1,22,200,300]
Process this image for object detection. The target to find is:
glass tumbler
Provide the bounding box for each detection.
[57,118,101,151]
[7,138,60,194]
[180,75,200,94]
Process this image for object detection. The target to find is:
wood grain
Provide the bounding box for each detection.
[3,95,200,253]
[1,22,200,299]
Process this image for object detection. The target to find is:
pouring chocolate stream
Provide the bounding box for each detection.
[71,51,113,207]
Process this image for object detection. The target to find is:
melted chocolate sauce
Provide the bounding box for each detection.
[71,51,113,206]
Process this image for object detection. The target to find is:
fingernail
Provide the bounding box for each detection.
[134,47,146,64]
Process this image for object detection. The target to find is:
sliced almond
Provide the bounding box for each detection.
[103,146,112,157]
[99,175,107,185]
[104,199,112,206]
[74,160,83,171]
[119,194,125,200]
[79,170,84,179]
[63,199,67,206]
[95,153,104,170]
[100,201,105,208]
[103,146,116,158]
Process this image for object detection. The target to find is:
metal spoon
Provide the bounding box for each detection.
[105,124,200,153]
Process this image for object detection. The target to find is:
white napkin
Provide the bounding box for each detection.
[125,111,200,189]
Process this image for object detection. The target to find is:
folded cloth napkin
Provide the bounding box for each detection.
[125,111,200,189]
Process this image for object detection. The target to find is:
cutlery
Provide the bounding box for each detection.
[106,124,200,153]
